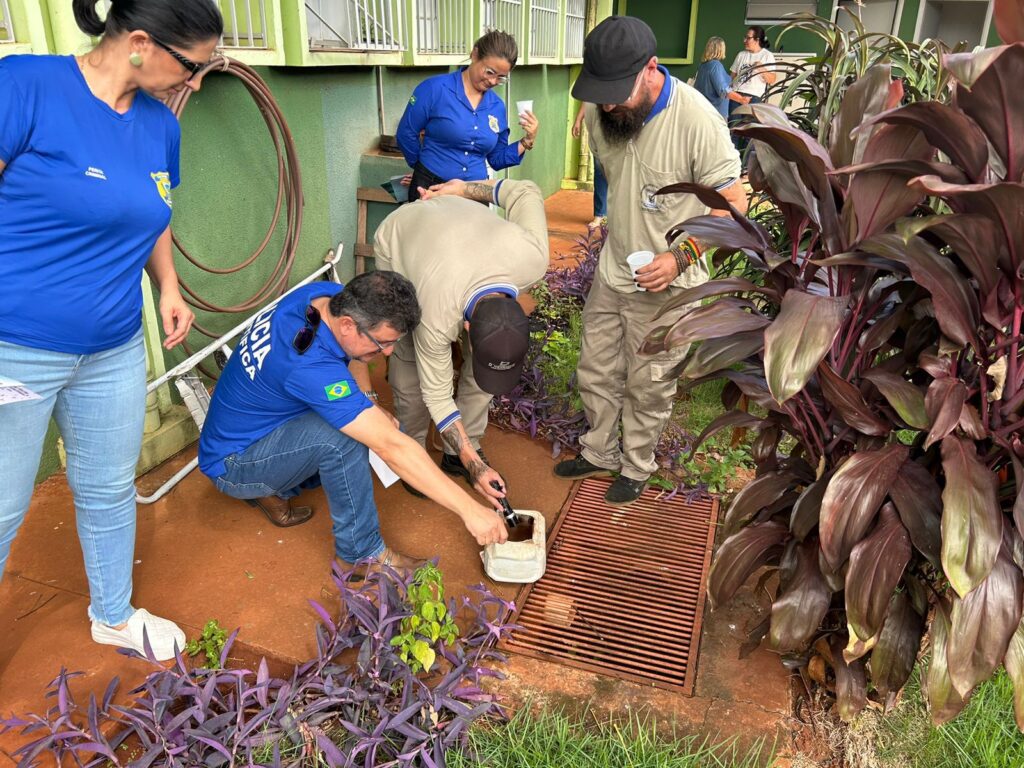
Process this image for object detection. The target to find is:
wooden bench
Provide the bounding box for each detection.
[355,186,399,275]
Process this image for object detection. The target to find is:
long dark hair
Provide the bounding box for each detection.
[747,25,770,50]
[72,0,223,47]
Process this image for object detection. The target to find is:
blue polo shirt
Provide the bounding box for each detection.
[198,283,373,479]
[396,68,524,181]
[645,65,673,125]
[0,55,180,354]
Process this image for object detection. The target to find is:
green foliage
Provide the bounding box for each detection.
[184,619,228,670]
[533,309,584,411]
[390,562,459,673]
[861,668,1024,767]
[681,448,754,495]
[447,706,773,768]
[647,18,1024,729]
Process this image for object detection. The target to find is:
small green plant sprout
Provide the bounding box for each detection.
[390,562,459,673]
[184,619,228,669]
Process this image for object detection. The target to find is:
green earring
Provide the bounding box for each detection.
[129,52,143,67]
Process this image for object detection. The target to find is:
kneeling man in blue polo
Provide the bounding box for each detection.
[198,271,508,569]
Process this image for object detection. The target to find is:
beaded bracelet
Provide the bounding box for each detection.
[670,237,702,275]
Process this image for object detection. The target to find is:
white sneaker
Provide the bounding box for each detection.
[91,608,186,661]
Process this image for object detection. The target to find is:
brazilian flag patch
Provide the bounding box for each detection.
[325,381,352,401]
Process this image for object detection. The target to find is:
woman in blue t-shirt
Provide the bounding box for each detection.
[693,37,732,118]
[396,30,540,202]
[0,0,222,660]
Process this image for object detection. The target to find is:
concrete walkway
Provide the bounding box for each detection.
[0,190,792,764]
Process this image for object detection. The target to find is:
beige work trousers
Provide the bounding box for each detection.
[387,333,491,452]
[576,271,690,481]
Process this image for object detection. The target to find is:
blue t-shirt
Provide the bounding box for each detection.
[198,283,374,479]
[0,55,180,354]
[693,60,732,118]
[396,68,524,181]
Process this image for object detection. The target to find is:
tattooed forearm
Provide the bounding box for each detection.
[441,424,470,455]
[466,460,488,486]
[463,182,494,204]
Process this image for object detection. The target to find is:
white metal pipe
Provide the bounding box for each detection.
[136,457,199,505]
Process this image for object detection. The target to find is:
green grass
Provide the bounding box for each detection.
[447,706,774,768]
[864,668,1024,768]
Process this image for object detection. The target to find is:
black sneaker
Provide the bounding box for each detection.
[553,454,612,479]
[604,476,647,506]
[440,449,489,482]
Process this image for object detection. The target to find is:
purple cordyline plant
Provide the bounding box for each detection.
[0,561,517,768]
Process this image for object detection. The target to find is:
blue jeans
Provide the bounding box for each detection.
[0,331,146,625]
[593,160,608,218]
[728,95,762,167]
[211,412,384,562]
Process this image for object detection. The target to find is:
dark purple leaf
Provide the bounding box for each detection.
[845,504,912,641]
[924,378,968,450]
[924,600,972,724]
[820,444,909,569]
[708,521,789,608]
[817,362,890,436]
[690,409,765,458]
[869,102,989,182]
[830,634,868,722]
[652,277,779,321]
[830,63,895,168]
[889,459,944,566]
[948,547,1024,696]
[769,538,831,651]
[898,214,1003,295]
[722,471,799,535]
[941,435,1002,597]
[764,291,850,404]
[681,331,765,379]
[641,300,769,354]
[955,43,1024,180]
[863,369,929,430]
[994,2,1024,43]
[790,473,831,541]
[869,589,925,701]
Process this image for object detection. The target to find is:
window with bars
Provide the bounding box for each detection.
[0,0,13,43]
[480,0,523,41]
[745,0,818,23]
[306,0,406,51]
[221,0,269,48]
[416,0,472,55]
[564,0,585,59]
[529,0,558,58]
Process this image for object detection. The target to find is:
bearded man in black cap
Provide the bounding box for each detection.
[553,15,748,506]
[374,177,548,506]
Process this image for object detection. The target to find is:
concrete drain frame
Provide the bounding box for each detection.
[501,477,719,695]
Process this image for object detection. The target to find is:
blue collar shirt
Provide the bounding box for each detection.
[396,68,524,181]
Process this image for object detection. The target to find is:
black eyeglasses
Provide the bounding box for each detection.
[151,37,205,80]
[359,325,404,354]
[292,304,321,355]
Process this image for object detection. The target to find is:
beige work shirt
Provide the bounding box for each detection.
[373,179,548,428]
[586,75,741,293]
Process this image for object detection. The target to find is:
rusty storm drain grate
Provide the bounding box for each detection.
[502,478,719,694]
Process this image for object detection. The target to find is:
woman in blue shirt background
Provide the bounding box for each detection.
[693,36,732,118]
[0,0,221,661]
[396,30,540,202]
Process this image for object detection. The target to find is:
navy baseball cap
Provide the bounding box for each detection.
[469,296,529,395]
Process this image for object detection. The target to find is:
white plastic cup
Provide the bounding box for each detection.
[627,250,655,291]
[516,99,533,117]
[389,174,409,203]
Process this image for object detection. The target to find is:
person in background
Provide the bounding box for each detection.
[396,30,540,203]
[572,103,608,230]
[374,178,548,503]
[554,16,746,507]
[0,0,223,660]
[728,25,776,160]
[198,272,509,574]
[693,37,732,119]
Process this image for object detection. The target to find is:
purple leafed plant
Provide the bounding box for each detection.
[0,562,517,767]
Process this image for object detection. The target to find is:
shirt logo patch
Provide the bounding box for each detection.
[325,381,352,401]
[640,183,665,213]
[150,171,172,208]
[488,114,500,133]
[85,166,107,180]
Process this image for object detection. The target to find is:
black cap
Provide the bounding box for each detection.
[571,16,657,105]
[469,296,529,395]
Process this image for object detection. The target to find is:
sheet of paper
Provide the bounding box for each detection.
[0,377,41,406]
[369,449,400,488]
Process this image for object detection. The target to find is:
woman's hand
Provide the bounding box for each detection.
[158,288,194,350]
[519,110,539,141]
[572,111,584,139]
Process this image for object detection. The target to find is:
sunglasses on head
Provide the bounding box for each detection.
[151,36,205,80]
[292,304,322,355]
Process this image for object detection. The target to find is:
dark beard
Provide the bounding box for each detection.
[597,93,655,145]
